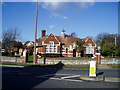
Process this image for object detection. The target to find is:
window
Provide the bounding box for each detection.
[60,48,65,53]
[46,41,57,53]
[86,44,94,54]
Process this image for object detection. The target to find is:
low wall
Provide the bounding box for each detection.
[37,58,120,65]
[37,58,95,65]
[1,56,23,63]
[101,58,120,65]
[1,56,120,65]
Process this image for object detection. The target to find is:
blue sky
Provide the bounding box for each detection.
[2,2,118,42]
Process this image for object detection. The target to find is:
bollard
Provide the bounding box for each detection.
[89,61,96,77]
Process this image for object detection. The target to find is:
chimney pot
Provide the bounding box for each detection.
[41,30,46,37]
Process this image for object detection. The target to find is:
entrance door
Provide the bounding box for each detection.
[73,49,76,57]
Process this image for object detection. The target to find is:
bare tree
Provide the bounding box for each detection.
[65,32,78,38]
[70,32,78,37]
[95,32,109,46]
[2,28,21,49]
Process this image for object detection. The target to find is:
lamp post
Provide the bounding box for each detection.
[115,36,116,46]
[33,0,38,65]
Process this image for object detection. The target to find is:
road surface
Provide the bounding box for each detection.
[1,66,120,89]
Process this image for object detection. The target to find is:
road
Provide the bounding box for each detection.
[1,66,120,89]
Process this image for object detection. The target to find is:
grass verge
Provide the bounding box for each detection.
[112,66,120,68]
[63,66,89,69]
[0,63,17,65]
[20,64,89,69]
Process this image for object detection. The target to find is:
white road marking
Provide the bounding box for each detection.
[55,73,72,75]
[50,77,83,82]
[35,74,83,82]
[61,75,80,79]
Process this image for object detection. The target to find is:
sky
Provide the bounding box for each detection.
[2,2,118,42]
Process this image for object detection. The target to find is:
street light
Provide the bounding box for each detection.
[33,0,38,65]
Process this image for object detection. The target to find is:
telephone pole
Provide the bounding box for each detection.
[33,0,38,65]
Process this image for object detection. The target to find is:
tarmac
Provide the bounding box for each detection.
[1,64,120,83]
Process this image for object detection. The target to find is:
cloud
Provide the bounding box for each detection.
[76,1,95,10]
[50,13,69,20]
[40,1,95,20]
[62,16,69,20]
[40,2,95,13]
[50,13,60,18]
[49,25,54,29]
[40,2,66,13]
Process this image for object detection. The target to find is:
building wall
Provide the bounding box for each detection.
[57,46,60,53]
[36,35,96,57]
[44,33,59,44]
[84,37,96,46]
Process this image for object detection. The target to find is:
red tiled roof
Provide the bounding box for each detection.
[36,35,49,45]
[64,37,82,47]
[81,38,87,41]
[36,34,91,47]
[55,36,64,43]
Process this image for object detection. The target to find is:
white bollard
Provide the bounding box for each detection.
[89,61,96,77]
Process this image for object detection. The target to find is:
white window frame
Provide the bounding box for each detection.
[86,44,94,54]
[46,41,57,53]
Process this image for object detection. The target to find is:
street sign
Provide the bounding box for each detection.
[89,61,96,77]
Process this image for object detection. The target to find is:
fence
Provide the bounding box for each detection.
[101,58,120,65]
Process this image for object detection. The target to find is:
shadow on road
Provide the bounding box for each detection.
[2,61,64,89]
[96,72,104,76]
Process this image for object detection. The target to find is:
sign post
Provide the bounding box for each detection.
[89,61,96,77]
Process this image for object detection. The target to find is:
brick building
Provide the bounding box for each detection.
[35,30,97,57]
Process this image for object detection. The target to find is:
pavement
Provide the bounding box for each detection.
[38,73,120,83]
[97,65,112,69]
[80,75,120,82]
[0,65,24,67]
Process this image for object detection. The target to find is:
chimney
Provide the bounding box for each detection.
[61,29,65,38]
[41,30,46,37]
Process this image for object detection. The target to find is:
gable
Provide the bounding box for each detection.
[44,33,59,44]
[84,37,96,46]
